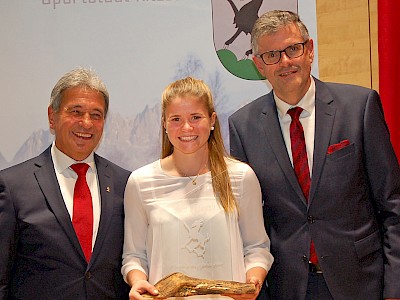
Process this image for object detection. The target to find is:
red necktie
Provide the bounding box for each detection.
[288,107,318,265]
[71,163,93,262]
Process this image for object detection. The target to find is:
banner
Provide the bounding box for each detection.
[0,0,318,171]
[378,0,400,162]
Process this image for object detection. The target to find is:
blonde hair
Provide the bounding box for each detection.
[161,77,237,213]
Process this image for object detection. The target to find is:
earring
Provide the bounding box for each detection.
[211,126,215,131]
[165,130,168,134]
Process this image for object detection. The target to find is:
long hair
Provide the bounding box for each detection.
[161,77,237,213]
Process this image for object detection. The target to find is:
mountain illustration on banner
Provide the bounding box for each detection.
[211,0,298,80]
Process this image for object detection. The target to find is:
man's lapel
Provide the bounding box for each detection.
[309,78,336,204]
[260,93,308,204]
[90,155,114,263]
[34,148,83,257]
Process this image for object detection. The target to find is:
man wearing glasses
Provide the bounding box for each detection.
[229,10,400,300]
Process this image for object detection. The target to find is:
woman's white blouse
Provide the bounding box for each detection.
[122,158,273,286]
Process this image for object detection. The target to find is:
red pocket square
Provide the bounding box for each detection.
[327,140,350,154]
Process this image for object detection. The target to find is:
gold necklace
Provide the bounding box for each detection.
[187,173,200,185]
[174,157,208,185]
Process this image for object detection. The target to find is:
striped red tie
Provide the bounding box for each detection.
[288,107,318,265]
[71,163,93,262]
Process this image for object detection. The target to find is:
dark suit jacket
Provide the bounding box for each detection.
[0,147,131,300]
[228,78,400,299]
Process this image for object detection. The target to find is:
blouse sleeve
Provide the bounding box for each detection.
[121,172,149,282]
[238,165,274,273]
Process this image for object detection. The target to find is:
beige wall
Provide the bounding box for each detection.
[316,0,378,91]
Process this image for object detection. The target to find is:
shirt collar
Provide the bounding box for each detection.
[274,76,316,118]
[51,142,95,174]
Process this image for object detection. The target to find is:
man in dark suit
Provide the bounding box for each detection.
[0,67,130,299]
[229,10,400,300]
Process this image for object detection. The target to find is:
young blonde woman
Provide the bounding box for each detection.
[122,77,273,300]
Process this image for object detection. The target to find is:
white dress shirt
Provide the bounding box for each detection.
[51,143,101,249]
[274,77,316,177]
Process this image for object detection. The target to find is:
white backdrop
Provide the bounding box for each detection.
[0,0,318,171]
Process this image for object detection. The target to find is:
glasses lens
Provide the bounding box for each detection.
[261,51,280,65]
[285,43,304,58]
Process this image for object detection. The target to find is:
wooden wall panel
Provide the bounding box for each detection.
[316,0,378,91]
[369,0,378,91]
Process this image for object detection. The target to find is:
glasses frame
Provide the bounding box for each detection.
[256,40,309,65]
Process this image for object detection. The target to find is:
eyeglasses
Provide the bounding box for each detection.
[256,40,309,65]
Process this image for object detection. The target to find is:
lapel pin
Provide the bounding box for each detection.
[106,187,110,193]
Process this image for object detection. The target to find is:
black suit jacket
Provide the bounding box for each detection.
[0,147,130,299]
[229,78,400,299]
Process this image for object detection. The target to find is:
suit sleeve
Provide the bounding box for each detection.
[229,115,249,163]
[363,90,400,297]
[0,173,17,299]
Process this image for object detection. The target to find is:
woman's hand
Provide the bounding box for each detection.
[126,269,160,300]
[224,267,266,300]
[129,279,159,300]
[224,276,261,300]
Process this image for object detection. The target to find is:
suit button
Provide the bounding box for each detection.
[307,215,314,223]
[85,272,92,280]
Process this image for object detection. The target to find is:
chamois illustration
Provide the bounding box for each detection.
[224,0,263,57]
[182,219,210,258]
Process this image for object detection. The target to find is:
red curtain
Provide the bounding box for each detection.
[378,1,400,162]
